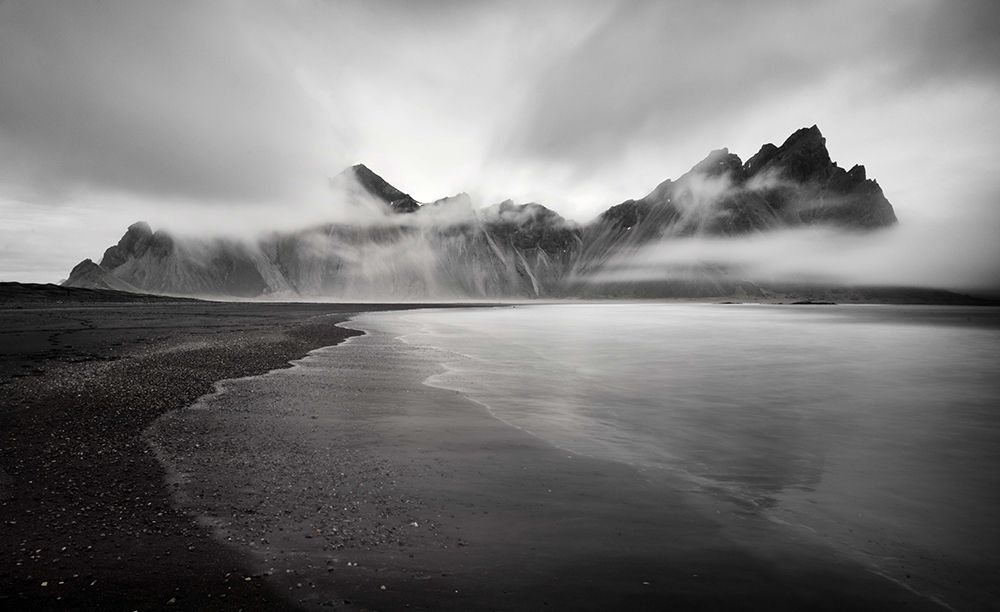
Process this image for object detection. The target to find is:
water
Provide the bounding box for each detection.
[351,303,1000,608]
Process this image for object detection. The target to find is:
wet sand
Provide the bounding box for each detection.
[0,291,449,610]
[148,314,945,611]
[0,284,969,611]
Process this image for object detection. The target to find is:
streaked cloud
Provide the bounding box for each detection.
[0,0,997,287]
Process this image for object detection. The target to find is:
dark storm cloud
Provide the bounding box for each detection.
[893,0,1000,84]
[504,0,1000,171]
[0,1,341,203]
[2,0,997,207]
[0,0,997,288]
[0,0,594,205]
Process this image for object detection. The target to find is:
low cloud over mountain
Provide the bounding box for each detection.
[61,127,938,300]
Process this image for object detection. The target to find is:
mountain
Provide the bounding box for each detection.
[580,126,893,251]
[348,164,421,213]
[63,126,898,299]
[569,125,897,291]
[83,221,279,297]
[64,259,143,293]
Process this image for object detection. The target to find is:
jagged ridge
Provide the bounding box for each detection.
[64,126,897,299]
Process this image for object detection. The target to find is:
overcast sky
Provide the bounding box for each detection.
[1,0,998,288]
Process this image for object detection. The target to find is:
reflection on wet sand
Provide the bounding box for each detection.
[149,304,999,610]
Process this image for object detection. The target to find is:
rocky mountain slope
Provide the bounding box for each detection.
[64,126,897,299]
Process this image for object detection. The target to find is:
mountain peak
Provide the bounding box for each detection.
[790,123,822,139]
[742,124,832,182]
[780,124,825,152]
[685,147,744,179]
[341,164,420,213]
[64,258,141,292]
[126,221,153,237]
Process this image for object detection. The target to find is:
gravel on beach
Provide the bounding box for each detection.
[0,298,412,610]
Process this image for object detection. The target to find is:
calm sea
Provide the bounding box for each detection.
[351,303,1000,607]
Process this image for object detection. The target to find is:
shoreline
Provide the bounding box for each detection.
[148,308,947,611]
[0,300,474,610]
[4,299,992,610]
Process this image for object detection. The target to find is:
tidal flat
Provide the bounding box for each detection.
[3,289,998,610]
[149,303,1000,611]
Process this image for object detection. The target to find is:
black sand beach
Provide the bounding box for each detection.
[148,313,948,612]
[0,287,951,610]
[0,286,427,610]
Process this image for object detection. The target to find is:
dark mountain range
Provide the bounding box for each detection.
[64,126,898,299]
[349,164,421,214]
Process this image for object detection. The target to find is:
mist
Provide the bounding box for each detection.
[583,222,999,295]
[1,1,998,292]
[574,161,1000,294]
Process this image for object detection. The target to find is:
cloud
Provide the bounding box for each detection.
[502,0,1000,173]
[0,0,608,205]
[0,1,349,204]
[0,0,998,288]
[583,219,1000,294]
[576,154,1000,294]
